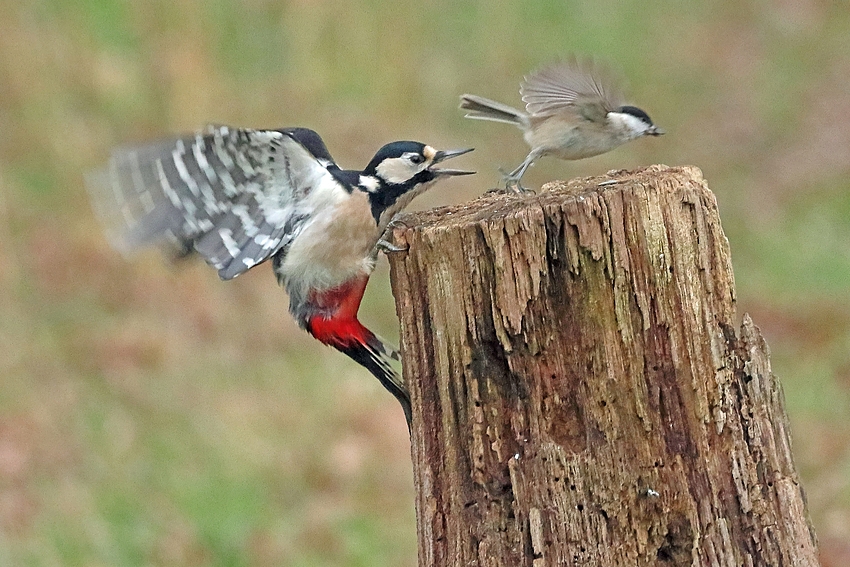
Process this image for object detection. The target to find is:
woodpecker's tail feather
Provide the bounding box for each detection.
[333,334,412,428]
[459,94,530,129]
[303,276,411,429]
[306,314,411,428]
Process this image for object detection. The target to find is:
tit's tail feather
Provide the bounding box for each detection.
[459,94,529,129]
[334,334,412,429]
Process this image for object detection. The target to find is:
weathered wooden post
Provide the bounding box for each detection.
[387,165,819,566]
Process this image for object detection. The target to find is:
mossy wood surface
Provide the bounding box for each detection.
[387,166,818,567]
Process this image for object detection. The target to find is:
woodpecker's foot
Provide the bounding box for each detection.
[376,239,408,253]
[386,217,411,232]
[377,218,411,254]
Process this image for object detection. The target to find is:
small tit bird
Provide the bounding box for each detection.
[87,126,474,428]
[460,57,664,191]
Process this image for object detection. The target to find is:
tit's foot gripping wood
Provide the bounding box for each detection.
[387,166,818,567]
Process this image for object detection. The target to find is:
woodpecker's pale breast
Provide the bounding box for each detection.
[277,188,379,298]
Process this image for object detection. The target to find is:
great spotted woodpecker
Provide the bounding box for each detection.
[87,126,473,427]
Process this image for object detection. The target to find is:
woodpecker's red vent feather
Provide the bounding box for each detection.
[304,275,373,347]
[308,316,372,348]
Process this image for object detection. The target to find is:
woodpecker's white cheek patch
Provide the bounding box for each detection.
[376,157,423,185]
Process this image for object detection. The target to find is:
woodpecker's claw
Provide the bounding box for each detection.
[377,239,408,254]
[377,218,411,254]
[387,217,411,231]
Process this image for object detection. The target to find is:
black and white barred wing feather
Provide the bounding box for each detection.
[87,126,334,280]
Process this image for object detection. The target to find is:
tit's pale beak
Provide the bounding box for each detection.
[431,147,475,176]
[647,125,665,136]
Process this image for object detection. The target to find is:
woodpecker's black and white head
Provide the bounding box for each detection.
[357,142,474,228]
[607,105,665,140]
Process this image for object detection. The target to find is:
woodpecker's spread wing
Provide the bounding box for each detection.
[88,126,338,280]
[520,58,625,121]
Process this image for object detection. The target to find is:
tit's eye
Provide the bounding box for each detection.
[409,154,425,165]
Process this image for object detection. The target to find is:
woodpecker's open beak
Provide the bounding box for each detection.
[647,126,665,136]
[430,148,475,176]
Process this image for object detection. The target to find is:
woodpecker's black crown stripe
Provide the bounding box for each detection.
[363,141,428,173]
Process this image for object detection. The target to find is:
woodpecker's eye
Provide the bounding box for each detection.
[409,154,425,165]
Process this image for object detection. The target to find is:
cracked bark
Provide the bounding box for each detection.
[387,165,819,567]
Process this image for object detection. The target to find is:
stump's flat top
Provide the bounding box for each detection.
[393,164,705,235]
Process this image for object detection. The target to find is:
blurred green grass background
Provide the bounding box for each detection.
[1,0,849,565]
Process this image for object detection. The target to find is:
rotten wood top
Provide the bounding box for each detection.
[390,165,710,245]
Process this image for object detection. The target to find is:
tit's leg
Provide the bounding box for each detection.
[501,151,539,193]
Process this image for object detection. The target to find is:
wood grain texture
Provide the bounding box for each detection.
[387,165,819,567]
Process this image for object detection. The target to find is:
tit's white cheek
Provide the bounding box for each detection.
[607,112,649,137]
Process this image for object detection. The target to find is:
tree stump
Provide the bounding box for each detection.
[386,165,819,567]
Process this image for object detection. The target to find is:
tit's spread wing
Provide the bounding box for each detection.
[87,126,335,280]
[520,58,625,120]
